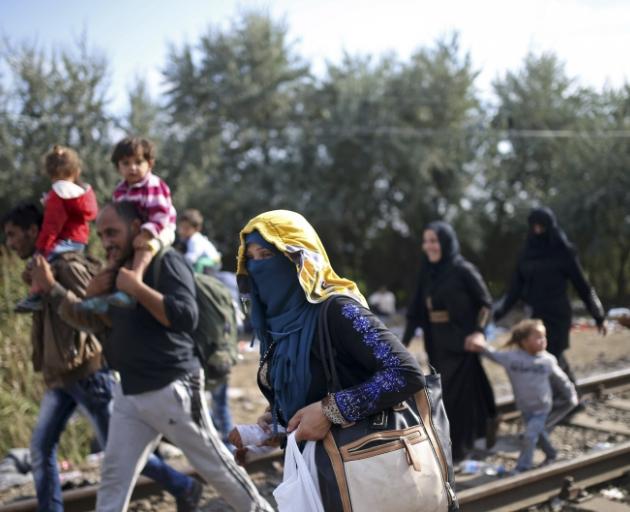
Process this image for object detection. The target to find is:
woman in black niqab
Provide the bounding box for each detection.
[402,221,497,461]
[494,207,606,382]
[523,207,573,260]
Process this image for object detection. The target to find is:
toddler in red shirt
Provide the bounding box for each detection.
[15,145,97,313]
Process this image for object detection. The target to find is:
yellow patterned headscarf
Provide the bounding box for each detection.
[237,210,367,306]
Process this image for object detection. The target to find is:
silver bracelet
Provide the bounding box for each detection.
[321,393,347,425]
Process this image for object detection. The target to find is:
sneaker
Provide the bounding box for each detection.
[176,479,203,512]
[107,291,136,309]
[15,295,43,314]
[78,296,110,315]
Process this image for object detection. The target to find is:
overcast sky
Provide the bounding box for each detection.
[2,0,629,113]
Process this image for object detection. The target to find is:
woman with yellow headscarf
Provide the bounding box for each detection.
[237,210,425,443]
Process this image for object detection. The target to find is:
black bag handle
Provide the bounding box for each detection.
[318,297,341,392]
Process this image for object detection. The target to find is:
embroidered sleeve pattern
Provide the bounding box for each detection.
[333,303,405,422]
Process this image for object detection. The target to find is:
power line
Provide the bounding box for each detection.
[3,111,630,139]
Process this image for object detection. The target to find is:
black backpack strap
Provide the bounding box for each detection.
[318,297,341,393]
[151,247,173,286]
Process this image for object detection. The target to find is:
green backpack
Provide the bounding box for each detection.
[154,248,239,384]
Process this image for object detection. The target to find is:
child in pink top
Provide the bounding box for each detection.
[16,145,97,313]
[81,137,176,310]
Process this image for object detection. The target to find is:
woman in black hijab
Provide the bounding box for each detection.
[402,221,496,462]
[494,207,606,382]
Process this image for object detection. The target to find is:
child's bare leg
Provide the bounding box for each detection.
[130,230,158,280]
[130,248,153,280]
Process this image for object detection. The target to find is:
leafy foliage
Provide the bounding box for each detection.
[0,12,627,297]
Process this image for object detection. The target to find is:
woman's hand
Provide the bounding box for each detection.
[464,331,487,352]
[257,410,273,435]
[287,401,332,442]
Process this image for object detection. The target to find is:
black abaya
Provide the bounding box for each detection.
[403,222,496,461]
[495,208,605,379]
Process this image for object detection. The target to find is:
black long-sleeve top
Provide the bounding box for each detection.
[402,259,492,348]
[258,296,425,425]
[497,248,605,325]
[56,250,201,394]
[107,250,201,394]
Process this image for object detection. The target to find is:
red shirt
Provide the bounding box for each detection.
[36,181,98,256]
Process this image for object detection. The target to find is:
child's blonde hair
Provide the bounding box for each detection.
[505,319,545,348]
[44,145,82,181]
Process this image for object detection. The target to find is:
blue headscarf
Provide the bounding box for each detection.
[245,231,322,423]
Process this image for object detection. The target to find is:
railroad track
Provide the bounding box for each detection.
[2,367,629,512]
[458,440,630,512]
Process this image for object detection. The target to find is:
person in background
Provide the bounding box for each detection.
[176,208,240,317]
[494,207,606,383]
[32,201,273,512]
[177,208,236,446]
[15,145,97,313]
[368,285,397,319]
[177,208,222,273]
[466,319,578,473]
[2,203,201,512]
[402,221,496,461]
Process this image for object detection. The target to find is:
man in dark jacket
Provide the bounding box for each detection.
[3,203,201,512]
[31,201,272,512]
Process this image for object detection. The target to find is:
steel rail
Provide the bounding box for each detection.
[0,450,282,512]
[1,368,629,512]
[457,440,630,512]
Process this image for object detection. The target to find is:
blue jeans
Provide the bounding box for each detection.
[515,411,557,472]
[47,240,86,260]
[210,382,233,444]
[30,369,192,511]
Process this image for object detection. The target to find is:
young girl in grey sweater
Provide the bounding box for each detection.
[466,319,578,472]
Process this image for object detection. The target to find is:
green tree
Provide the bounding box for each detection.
[554,85,630,302]
[480,54,587,290]
[304,35,482,293]
[162,11,310,262]
[0,37,114,204]
[490,53,586,209]
[123,77,163,140]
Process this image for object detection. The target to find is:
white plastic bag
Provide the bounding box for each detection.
[273,433,324,512]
